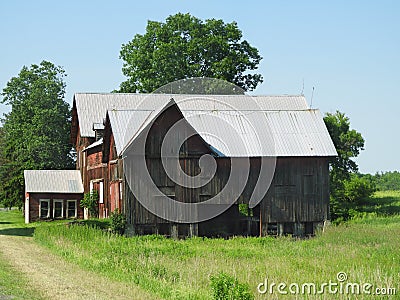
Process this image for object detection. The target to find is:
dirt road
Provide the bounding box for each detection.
[0,234,156,300]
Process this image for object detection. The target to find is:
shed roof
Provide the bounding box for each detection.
[24,170,84,193]
[73,93,309,138]
[108,100,337,157]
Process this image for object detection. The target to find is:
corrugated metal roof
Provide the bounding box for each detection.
[108,110,154,155]
[24,170,84,193]
[83,138,103,152]
[93,123,104,130]
[264,110,337,156]
[74,93,308,138]
[108,103,337,157]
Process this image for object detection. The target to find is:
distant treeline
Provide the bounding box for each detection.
[360,171,400,191]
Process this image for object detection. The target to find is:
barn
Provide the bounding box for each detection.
[24,170,84,223]
[71,93,337,237]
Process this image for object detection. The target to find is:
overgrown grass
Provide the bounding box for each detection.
[2,191,400,299]
[33,217,400,298]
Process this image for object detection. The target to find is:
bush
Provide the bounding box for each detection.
[210,272,253,300]
[80,191,99,218]
[330,174,376,222]
[110,209,126,235]
[344,175,376,206]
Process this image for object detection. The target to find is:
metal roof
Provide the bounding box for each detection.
[24,170,84,193]
[83,138,103,152]
[93,123,105,131]
[74,93,309,138]
[108,110,154,155]
[108,102,337,157]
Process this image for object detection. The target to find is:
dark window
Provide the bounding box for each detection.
[67,200,77,218]
[39,199,50,219]
[53,200,63,218]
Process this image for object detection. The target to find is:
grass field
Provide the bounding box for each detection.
[0,209,43,299]
[1,192,400,299]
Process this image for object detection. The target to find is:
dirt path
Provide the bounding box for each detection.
[0,235,157,300]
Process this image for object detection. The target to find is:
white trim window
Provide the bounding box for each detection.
[119,182,123,201]
[39,199,50,219]
[53,200,64,219]
[99,181,104,204]
[67,200,77,218]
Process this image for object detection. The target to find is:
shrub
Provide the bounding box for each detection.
[344,175,376,206]
[331,174,376,222]
[80,191,99,218]
[210,272,253,300]
[110,209,126,235]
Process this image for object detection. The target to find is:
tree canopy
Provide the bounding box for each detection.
[0,61,73,208]
[360,171,400,191]
[324,111,374,221]
[118,13,263,93]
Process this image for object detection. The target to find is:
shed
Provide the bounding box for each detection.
[24,170,84,223]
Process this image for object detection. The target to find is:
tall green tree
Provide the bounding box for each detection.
[0,61,73,208]
[324,111,373,221]
[118,13,263,93]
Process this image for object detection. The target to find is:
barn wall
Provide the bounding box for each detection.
[122,103,331,237]
[260,157,330,223]
[27,193,83,223]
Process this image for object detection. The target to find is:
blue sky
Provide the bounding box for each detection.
[0,1,399,174]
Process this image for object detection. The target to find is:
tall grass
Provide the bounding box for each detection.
[34,216,400,299]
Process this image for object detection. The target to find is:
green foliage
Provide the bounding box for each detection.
[118,13,263,93]
[210,272,253,300]
[238,203,253,217]
[330,175,376,223]
[0,61,73,208]
[324,111,365,221]
[360,171,400,191]
[343,174,376,206]
[109,209,126,235]
[80,191,99,218]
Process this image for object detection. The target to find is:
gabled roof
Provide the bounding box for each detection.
[24,170,84,193]
[73,93,309,138]
[83,138,103,152]
[108,100,337,157]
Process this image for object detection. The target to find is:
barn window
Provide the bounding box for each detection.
[159,186,175,199]
[53,200,64,218]
[67,200,77,218]
[39,199,50,219]
[303,175,316,195]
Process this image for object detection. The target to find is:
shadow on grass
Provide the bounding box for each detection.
[0,227,35,237]
[359,194,400,216]
[0,222,12,225]
[80,219,110,230]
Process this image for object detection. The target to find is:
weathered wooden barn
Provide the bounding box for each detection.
[24,170,84,223]
[71,93,337,237]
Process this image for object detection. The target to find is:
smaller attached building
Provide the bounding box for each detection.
[24,170,84,223]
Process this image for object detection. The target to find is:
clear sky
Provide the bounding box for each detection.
[0,1,399,174]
